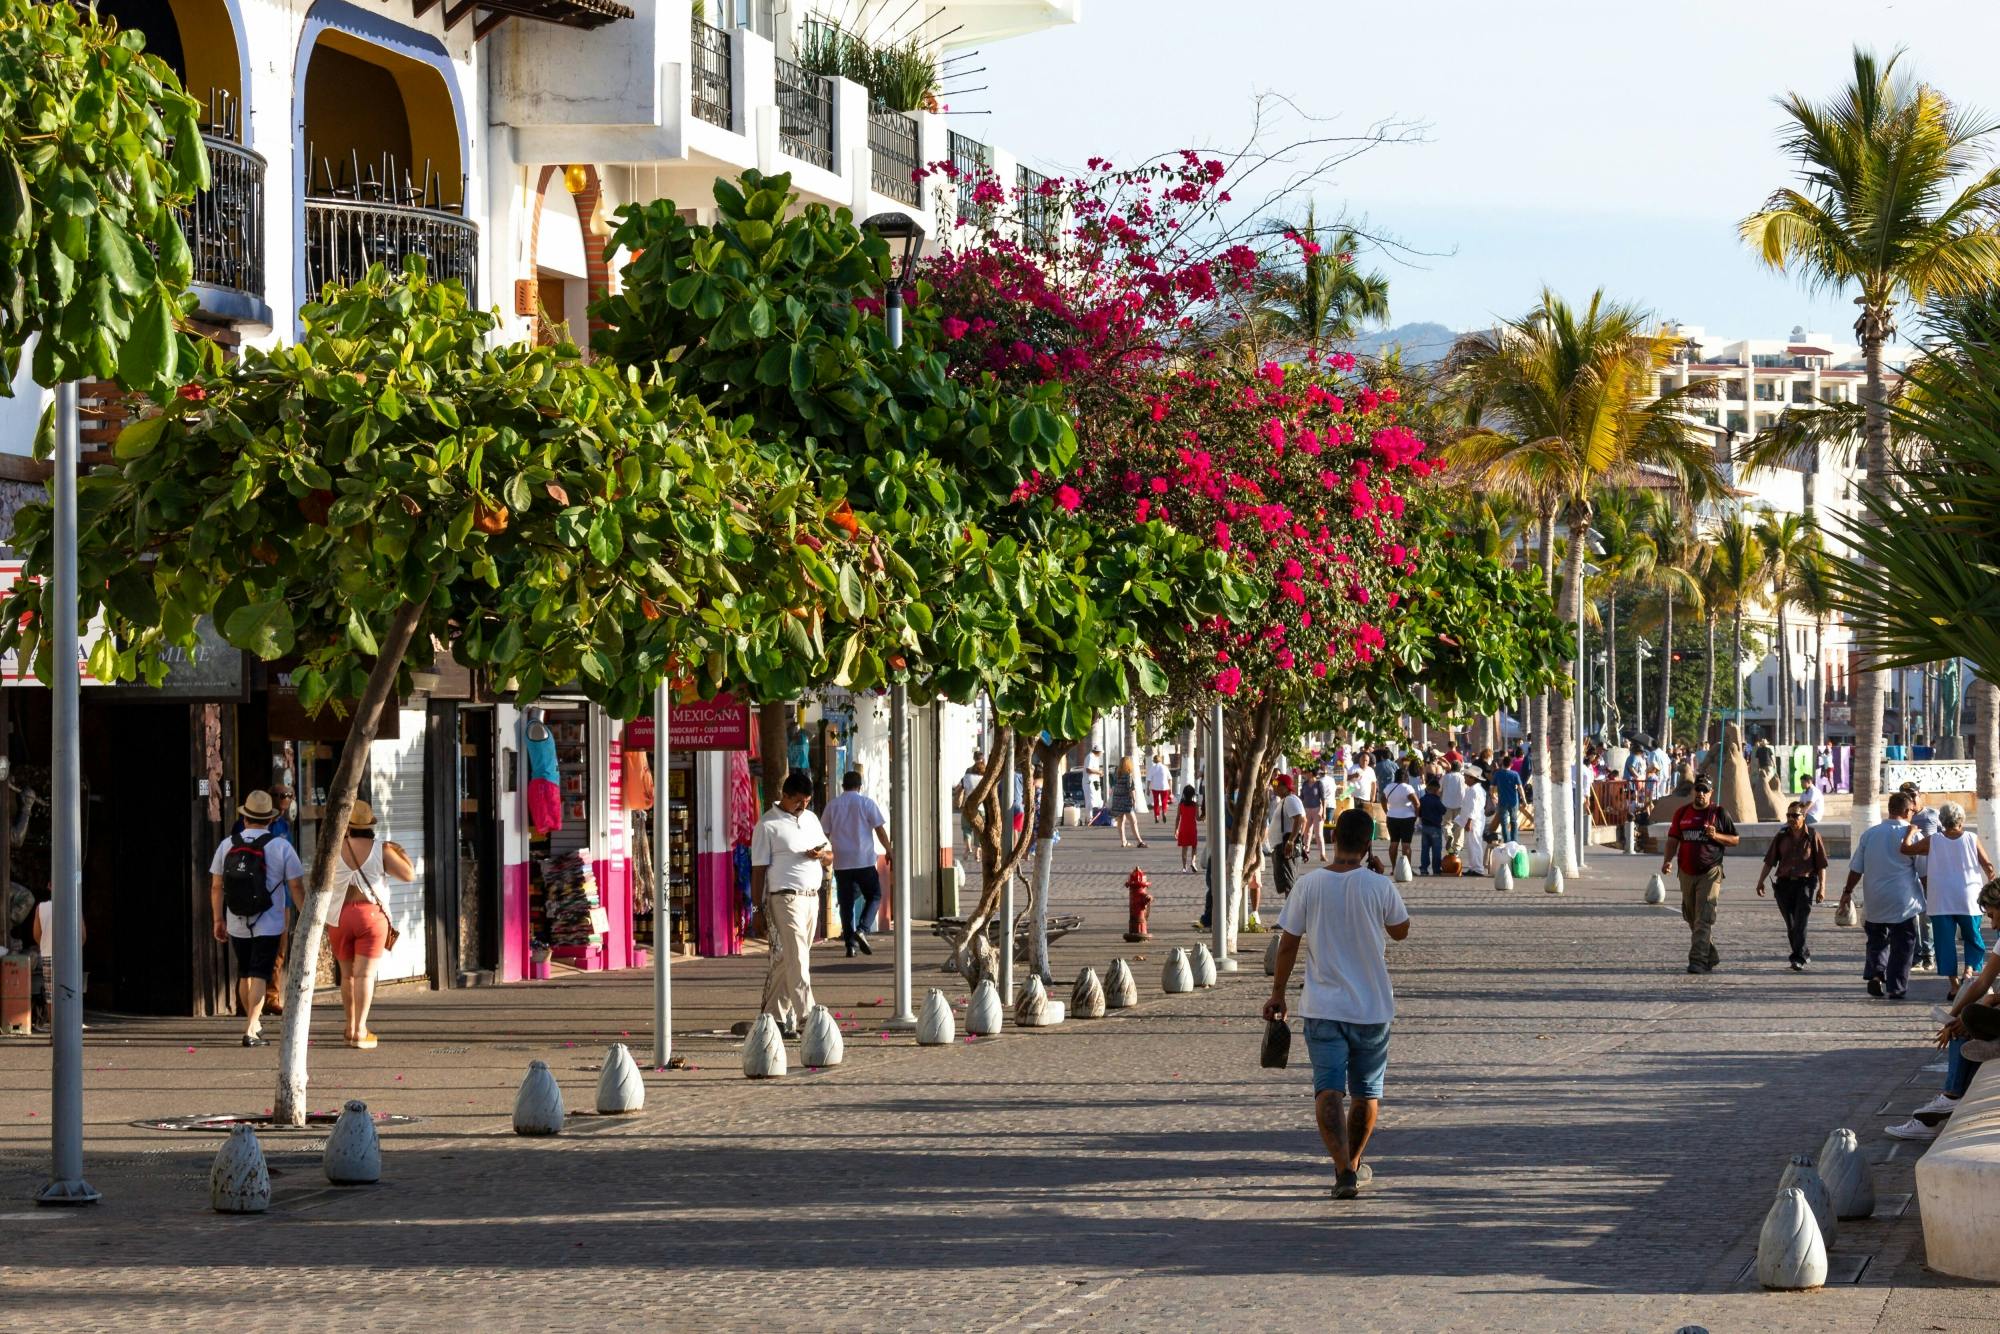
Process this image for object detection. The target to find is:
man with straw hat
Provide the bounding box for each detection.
[207,790,305,1047]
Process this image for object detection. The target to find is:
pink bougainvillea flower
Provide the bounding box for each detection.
[1055,484,1082,512]
[942,317,970,340]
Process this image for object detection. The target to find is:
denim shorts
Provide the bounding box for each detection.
[1303,1017,1391,1099]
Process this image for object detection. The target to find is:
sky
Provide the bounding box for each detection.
[970,0,2000,341]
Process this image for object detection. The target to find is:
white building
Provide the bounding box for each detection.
[0,0,1077,1009]
[1650,323,1919,746]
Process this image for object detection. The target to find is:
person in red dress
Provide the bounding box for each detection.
[1175,785,1202,873]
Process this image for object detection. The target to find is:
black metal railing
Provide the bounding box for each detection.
[1017,164,1059,249]
[303,198,479,300]
[692,20,733,130]
[775,56,833,171]
[949,130,991,225]
[176,132,265,301]
[869,111,920,205]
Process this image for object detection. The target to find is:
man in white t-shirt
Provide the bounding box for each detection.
[1265,807,1411,1199]
[1146,753,1173,825]
[1262,773,1307,921]
[1347,765,1376,806]
[751,772,834,1038]
[1439,762,1466,854]
[822,770,891,957]
[208,789,306,1047]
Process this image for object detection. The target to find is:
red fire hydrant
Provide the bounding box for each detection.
[1124,867,1153,942]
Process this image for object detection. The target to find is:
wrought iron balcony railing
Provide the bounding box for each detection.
[869,112,920,205]
[303,197,479,300]
[179,132,266,308]
[949,130,991,226]
[692,21,733,130]
[775,57,834,171]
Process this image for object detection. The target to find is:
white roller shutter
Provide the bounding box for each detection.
[368,708,429,982]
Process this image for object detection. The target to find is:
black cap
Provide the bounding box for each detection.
[1693,774,1714,793]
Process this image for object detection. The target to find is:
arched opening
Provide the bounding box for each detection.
[532,181,588,345]
[93,0,244,139]
[299,23,476,299]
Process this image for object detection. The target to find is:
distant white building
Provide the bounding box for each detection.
[1648,324,1929,747]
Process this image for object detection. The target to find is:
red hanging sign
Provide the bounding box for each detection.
[631,692,751,752]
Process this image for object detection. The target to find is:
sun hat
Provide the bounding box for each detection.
[237,789,278,821]
[347,800,377,830]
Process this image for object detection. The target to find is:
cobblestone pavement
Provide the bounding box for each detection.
[0,825,1988,1331]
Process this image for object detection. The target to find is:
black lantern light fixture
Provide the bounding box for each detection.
[861,211,926,350]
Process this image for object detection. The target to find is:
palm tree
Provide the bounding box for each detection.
[1585,488,1660,739]
[1755,511,1819,746]
[1448,290,1727,871]
[1741,45,2000,822]
[1786,541,1840,747]
[1706,512,1764,753]
[1634,492,1708,749]
[1258,207,1391,358]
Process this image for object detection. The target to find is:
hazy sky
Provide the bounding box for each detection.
[970,0,2000,341]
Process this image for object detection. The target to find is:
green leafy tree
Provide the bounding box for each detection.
[1702,511,1764,746]
[1754,510,1819,745]
[1742,45,2000,818]
[0,265,864,1122]
[0,0,208,393]
[592,170,1076,804]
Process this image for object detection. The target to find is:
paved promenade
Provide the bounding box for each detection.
[0,824,1985,1331]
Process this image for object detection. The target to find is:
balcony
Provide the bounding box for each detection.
[775,57,833,171]
[692,20,733,130]
[178,132,268,324]
[1017,164,1058,248]
[869,112,921,205]
[950,130,992,225]
[303,198,479,301]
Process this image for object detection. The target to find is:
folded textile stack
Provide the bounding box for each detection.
[543,850,602,947]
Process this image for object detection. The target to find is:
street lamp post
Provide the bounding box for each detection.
[863,212,926,1028]
[1208,702,1230,970]
[38,383,95,1206]
[652,687,672,1068]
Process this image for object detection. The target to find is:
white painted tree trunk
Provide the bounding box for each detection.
[1976,679,2000,856]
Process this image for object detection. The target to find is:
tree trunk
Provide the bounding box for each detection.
[1851,315,1891,828]
[1222,699,1280,945]
[1775,604,1791,748]
[1699,612,1717,760]
[1732,605,1744,729]
[757,702,790,806]
[1975,678,2000,858]
[1815,617,1826,748]
[1028,742,1065,984]
[949,726,1038,974]
[1605,595,1619,740]
[1532,506,1558,861]
[274,595,431,1125]
[1550,500,1590,874]
[1658,591,1675,749]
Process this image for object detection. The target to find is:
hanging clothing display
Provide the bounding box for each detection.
[542,850,604,949]
[624,747,655,813]
[526,719,563,835]
[727,750,758,847]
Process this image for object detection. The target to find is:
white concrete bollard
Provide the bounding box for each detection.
[800,1005,844,1068]
[1393,854,1413,884]
[741,1015,788,1079]
[1756,1187,1828,1290]
[1071,967,1105,1019]
[1014,974,1049,1027]
[1544,865,1565,895]
[1818,1127,1876,1219]
[1162,947,1194,994]
[1105,958,1138,1009]
[917,988,956,1045]
[514,1058,567,1133]
[1644,872,1667,905]
[1061,806,1081,828]
[1779,1152,1837,1245]
[1495,862,1514,893]
[323,1099,381,1185]
[596,1042,646,1114]
[1264,932,1281,975]
[966,979,1004,1035]
[1191,943,1218,988]
[210,1123,271,1213]
[1622,821,1638,854]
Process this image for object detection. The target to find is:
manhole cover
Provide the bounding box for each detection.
[131,1111,422,1133]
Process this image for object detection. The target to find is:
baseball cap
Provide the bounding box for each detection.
[1693,774,1714,793]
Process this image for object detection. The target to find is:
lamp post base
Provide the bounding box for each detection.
[36,1177,100,1206]
[1216,957,1240,973]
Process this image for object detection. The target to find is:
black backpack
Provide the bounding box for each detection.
[221,832,275,918]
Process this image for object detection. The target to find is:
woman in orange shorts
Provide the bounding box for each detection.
[328,800,416,1049]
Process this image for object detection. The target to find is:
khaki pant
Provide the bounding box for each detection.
[760,891,818,1027]
[1679,866,1723,967]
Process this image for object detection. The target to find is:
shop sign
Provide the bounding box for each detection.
[630,693,751,751]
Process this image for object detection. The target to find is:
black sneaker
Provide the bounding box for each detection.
[241,1034,268,1048]
[1867,978,1885,997]
[1686,963,1709,974]
[1332,1169,1359,1199]
[855,933,874,956]
[1790,961,1804,971]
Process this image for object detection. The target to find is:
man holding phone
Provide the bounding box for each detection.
[1661,774,1740,974]
[751,771,835,1039]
